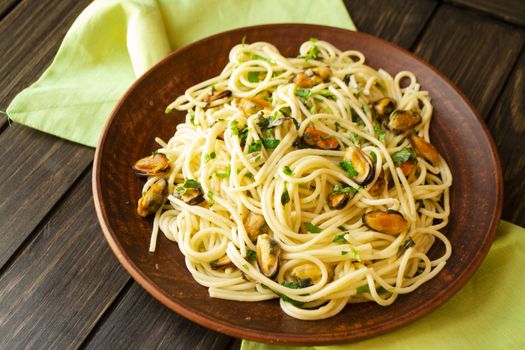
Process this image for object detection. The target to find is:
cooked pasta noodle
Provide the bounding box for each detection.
[136,39,452,320]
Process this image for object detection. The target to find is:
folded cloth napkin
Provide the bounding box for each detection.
[243,220,525,350]
[5,0,355,147]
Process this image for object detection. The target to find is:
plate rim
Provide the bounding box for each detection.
[93,23,503,345]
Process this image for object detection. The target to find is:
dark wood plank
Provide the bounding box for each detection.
[344,0,438,49]
[84,283,232,350]
[0,0,95,269]
[0,125,93,269]
[486,51,525,226]
[0,171,130,350]
[0,0,20,19]
[413,4,525,117]
[0,0,93,110]
[446,0,525,27]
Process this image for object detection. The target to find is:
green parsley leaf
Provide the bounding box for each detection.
[397,237,415,258]
[337,226,346,231]
[351,246,361,261]
[305,222,322,233]
[281,281,301,289]
[391,147,417,165]
[332,185,358,196]
[373,123,386,142]
[245,172,254,179]
[283,166,294,176]
[207,191,215,206]
[339,160,358,178]
[281,188,290,205]
[248,140,262,153]
[262,138,280,149]
[246,249,256,261]
[241,35,246,46]
[362,103,370,114]
[204,152,216,162]
[304,45,319,61]
[198,241,205,252]
[318,89,334,98]
[341,250,349,255]
[250,53,272,64]
[349,132,359,143]
[370,151,377,162]
[242,264,249,270]
[295,88,311,99]
[280,294,304,307]
[184,179,201,189]
[356,284,388,294]
[309,37,318,43]
[216,166,231,178]
[189,110,196,125]
[165,107,173,114]
[247,71,260,83]
[333,234,346,243]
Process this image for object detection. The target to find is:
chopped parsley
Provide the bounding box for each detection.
[175,179,202,196]
[318,89,335,98]
[351,246,361,261]
[373,123,386,142]
[262,138,280,149]
[204,152,216,162]
[349,132,359,143]
[331,185,357,195]
[207,191,215,206]
[397,237,415,258]
[369,151,377,162]
[246,249,256,261]
[339,160,358,178]
[391,147,417,165]
[216,165,231,178]
[295,87,311,99]
[247,71,260,83]
[333,233,346,243]
[356,284,388,295]
[305,222,322,233]
[281,281,301,289]
[189,110,196,125]
[248,140,262,153]
[341,250,349,255]
[283,166,294,176]
[281,187,290,205]
[280,294,304,307]
[241,35,246,46]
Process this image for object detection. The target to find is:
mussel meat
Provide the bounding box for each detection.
[342,145,375,186]
[133,153,170,177]
[244,212,269,241]
[256,234,281,278]
[362,209,408,235]
[293,67,332,88]
[373,98,396,118]
[409,134,440,165]
[302,127,339,150]
[210,255,234,270]
[387,110,421,133]
[137,178,167,217]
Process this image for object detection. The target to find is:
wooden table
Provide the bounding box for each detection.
[1,1,524,348]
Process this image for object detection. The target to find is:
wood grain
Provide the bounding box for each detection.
[0,0,93,109]
[0,0,20,19]
[486,51,525,226]
[343,0,438,49]
[0,124,93,270]
[84,283,232,350]
[413,4,525,118]
[446,0,525,27]
[0,171,130,350]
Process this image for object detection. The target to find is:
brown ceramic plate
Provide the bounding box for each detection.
[93,24,502,345]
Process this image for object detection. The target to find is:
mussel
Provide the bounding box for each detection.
[302,127,339,150]
[204,89,232,107]
[342,145,375,186]
[290,263,323,286]
[137,178,167,217]
[244,212,269,241]
[409,134,440,165]
[256,234,281,278]
[327,193,350,210]
[238,97,272,116]
[292,67,332,88]
[174,181,205,205]
[399,161,416,177]
[133,153,170,177]
[368,169,386,197]
[387,110,421,133]
[210,255,234,270]
[362,209,408,235]
[373,98,396,118]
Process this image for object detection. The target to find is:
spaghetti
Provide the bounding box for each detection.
[133,39,452,320]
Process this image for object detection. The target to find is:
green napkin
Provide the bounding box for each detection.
[243,221,525,350]
[6,0,355,147]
